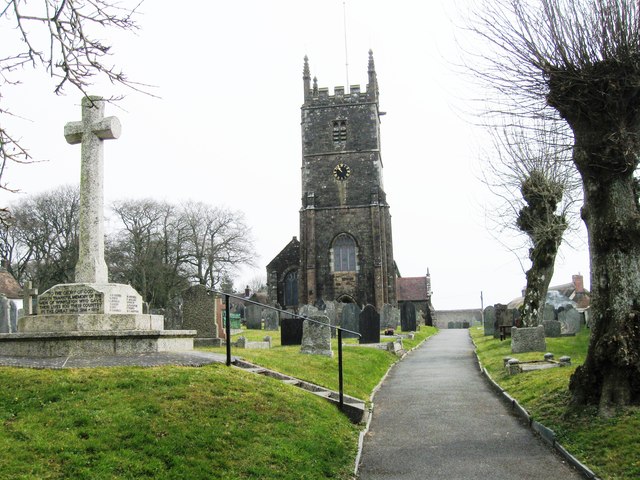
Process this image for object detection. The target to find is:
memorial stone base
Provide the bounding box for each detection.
[0,283,196,358]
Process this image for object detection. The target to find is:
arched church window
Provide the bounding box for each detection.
[284,270,298,306]
[333,234,356,272]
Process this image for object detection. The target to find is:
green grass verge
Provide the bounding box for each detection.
[0,365,358,479]
[0,326,438,479]
[470,326,640,480]
[202,326,438,402]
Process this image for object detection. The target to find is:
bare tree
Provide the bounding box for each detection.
[468,0,640,412]
[107,198,189,308]
[0,0,144,215]
[1,185,80,290]
[180,201,256,289]
[483,123,578,327]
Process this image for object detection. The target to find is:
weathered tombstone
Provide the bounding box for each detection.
[462,321,470,329]
[301,315,333,357]
[340,303,360,339]
[559,306,581,336]
[324,300,337,336]
[511,325,546,353]
[263,309,279,331]
[280,312,303,345]
[448,321,454,329]
[245,304,262,330]
[380,303,396,329]
[359,304,380,344]
[0,294,9,334]
[23,281,38,316]
[300,304,320,318]
[400,302,417,332]
[483,305,496,336]
[164,296,183,330]
[493,303,509,339]
[543,303,556,321]
[542,320,561,337]
[182,285,221,347]
[9,301,17,333]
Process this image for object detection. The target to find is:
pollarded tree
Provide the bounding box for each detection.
[483,124,577,327]
[469,0,640,412]
[0,0,144,220]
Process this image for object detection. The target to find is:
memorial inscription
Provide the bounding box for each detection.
[39,286,103,315]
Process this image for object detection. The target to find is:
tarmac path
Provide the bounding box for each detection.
[357,329,583,480]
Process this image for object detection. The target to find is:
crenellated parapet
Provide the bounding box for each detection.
[303,51,379,106]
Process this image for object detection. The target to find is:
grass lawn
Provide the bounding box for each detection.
[0,326,437,479]
[202,326,438,401]
[471,326,640,480]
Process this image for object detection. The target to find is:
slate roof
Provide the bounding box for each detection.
[0,267,22,299]
[396,277,429,301]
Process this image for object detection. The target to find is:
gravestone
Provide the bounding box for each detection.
[462,321,470,329]
[511,325,546,353]
[245,304,262,330]
[380,303,396,329]
[493,303,509,339]
[181,285,221,347]
[543,303,556,321]
[400,302,417,331]
[280,312,303,346]
[559,306,581,336]
[300,304,320,318]
[263,309,279,331]
[359,304,380,344]
[0,294,9,334]
[483,305,496,336]
[542,320,561,337]
[340,303,360,339]
[301,315,333,357]
[324,301,337,336]
[448,321,454,329]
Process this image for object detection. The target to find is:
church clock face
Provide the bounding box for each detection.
[333,163,351,180]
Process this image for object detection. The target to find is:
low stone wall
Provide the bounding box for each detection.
[435,309,482,329]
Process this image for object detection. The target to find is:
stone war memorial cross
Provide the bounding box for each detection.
[0,96,196,357]
[64,96,121,284]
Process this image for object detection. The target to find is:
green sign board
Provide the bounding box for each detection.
[222,312,242,329]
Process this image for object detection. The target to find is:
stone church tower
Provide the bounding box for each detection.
[267,51,396,310]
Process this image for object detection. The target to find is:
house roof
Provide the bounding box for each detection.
[396,277,429,301]
[0,267,22,299]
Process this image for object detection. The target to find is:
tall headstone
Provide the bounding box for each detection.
[483,305,496,336]
[181,285,221,346]
[340,303,360,339]
[301,315,333,357]
[380,303,396,329]
[559,306,581,336]
[543,303,556,321]
[245,304,262,329]
[542,320,561,337]
[0,294,9,334]
[493,303,509,339]
[263,309,279,331]
[401,302,417,331]
[280,312,303,346]
[359,304,380,344]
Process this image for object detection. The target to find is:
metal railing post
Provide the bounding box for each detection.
[338,328,344,409]
[225,294,231,366]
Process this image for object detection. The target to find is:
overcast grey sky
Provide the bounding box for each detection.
[0,0,589,309]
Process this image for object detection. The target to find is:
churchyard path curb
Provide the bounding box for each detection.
[470,331,601,480]
[353,330,441,477]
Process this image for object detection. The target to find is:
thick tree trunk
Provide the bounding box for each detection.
[568,137,640,412]
[521,238,559,327]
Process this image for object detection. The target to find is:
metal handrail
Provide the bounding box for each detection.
[211,290,361,410]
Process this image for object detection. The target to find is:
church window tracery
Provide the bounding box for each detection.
[332,234,357,272]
